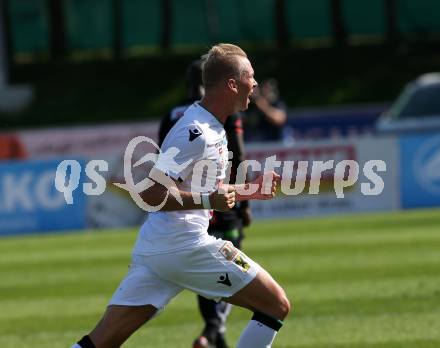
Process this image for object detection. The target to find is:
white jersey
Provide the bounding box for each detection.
[133,102,229,255]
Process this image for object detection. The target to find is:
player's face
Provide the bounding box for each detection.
[236,58,257,111]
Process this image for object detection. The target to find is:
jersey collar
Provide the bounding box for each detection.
[194,102,224,127]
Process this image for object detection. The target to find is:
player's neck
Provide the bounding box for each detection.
[199,95,232,124]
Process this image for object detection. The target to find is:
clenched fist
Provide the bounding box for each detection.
[246,171,280,200]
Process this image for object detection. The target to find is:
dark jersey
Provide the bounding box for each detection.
[158,99,194,147]
[210,112,248,233]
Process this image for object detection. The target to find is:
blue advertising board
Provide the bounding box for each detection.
[0,159,86,235]
[400,134,440,209]
[285,104,386,140]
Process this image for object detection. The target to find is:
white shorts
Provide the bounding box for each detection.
[109,236,260,311]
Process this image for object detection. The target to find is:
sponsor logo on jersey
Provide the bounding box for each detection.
[208,139,225,148]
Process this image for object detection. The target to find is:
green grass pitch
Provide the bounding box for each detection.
[1,208,440,348]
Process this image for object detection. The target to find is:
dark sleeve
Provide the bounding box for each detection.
[225,113,249,210]
[225,113,245,174]
[158,112,178,148]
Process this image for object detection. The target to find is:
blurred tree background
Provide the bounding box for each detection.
[1,0,440,129]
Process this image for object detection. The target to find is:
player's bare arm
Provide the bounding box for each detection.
[140,167,235,211]
[141,168,279,212]
[234,171,280,201]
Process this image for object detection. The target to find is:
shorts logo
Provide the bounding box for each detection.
[219,242,251,273]
[234,253,251,273]
[217,273,232,287]
[219,241,239,261]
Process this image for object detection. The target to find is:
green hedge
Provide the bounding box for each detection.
[7,0,440,55]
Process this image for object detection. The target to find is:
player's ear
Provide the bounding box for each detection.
[227,78,238,94]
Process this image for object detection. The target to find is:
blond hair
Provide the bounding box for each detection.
[201,43,248,89]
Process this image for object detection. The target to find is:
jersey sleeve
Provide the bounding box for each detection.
[224,113,246,181]
[155,124,206,182]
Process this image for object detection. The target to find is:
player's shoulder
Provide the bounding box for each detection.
[225,112,243,126]
[224,112,243,133]
[163,117,207,151]
[227,112,243,122]
[182,103,211,125]
[174,103,217,134]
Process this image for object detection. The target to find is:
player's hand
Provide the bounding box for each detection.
[210,185,236,211]
[248,171,280,200]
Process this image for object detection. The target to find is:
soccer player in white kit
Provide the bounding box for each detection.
[71,43,290,348]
